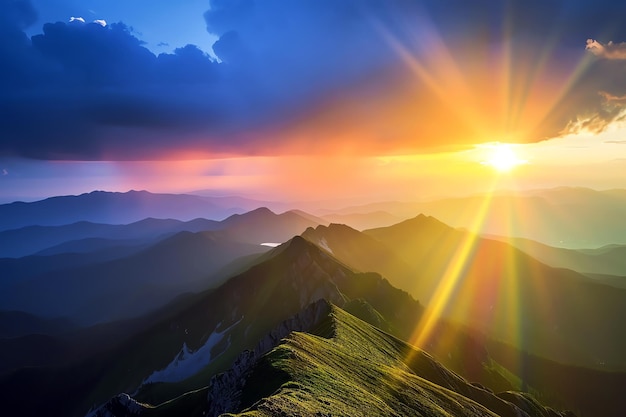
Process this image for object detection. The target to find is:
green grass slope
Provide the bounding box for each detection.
[224,304,574,417]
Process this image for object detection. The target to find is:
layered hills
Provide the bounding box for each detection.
[0,190,241,231]
[488,236,626,281]
[303,216,626,370]
[4,235,609,416]
[2,193,626,417]
[0,207,323,324]
[316,187,626,248]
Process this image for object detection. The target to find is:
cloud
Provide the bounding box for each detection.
[93,19,107,27]
[69,16,85,23]
[586,39,626,60]
[599,91,626,105]
[4,0,626,160]
[2,169,7,176]
[0,0,37,30]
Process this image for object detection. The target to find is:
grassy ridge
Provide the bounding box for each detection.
[226,305,571,417]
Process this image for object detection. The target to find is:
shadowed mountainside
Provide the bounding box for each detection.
[0,207,324,324]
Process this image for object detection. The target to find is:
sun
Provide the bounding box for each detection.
[482,143,526,172]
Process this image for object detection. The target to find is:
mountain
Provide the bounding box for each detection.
[90,302,575,417]
[488,235,626,279]
[0,311,77,338]
[217,303,576,417]
[0,236,424,416]
[0,207,323,324]
[317,187,626,248]
[34,237,151,257]
[0,207,322,258]
[0,292,202,378]
[302,223,417,285]
[304,216,626,370]
[217,207,323,245]
[321,210,403,230]
[0,190,240,231]
[0,217,220,258]
[2,233,624,416]
[81,237,424,412]
[0,231,266,324]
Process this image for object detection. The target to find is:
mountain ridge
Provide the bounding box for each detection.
[0,190,241,232]
[89,300,576,417]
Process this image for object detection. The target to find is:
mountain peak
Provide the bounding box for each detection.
[274,235,333,262]
[365,212,455,237]
[303,222,360,237]
[248,206,275,215]
[222,207,276,223]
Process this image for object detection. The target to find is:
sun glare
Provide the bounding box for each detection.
[483,143,526,172]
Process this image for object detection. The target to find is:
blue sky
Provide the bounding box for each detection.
[26,0,218,56]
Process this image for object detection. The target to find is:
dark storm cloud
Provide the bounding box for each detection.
[2,0,626,159]
[0,8,226,159]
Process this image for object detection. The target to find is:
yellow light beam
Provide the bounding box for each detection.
[411,176,499,349]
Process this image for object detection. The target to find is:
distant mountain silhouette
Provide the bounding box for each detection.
[0,190,241,231]
[321,210,403,230]
[34,237,150,257]
[0,207,323,324]
[318,187,626,248]
[0,206,325,258]
[489,236,626,279]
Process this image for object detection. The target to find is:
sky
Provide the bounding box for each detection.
[1,0,626,204]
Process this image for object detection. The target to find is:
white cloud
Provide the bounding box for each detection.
[93,19,107,27]
[2,169,7,176]
[586,39,626,60]
[69,16,85,23]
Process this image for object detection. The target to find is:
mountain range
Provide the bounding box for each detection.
[0,207,325,325]
[304,216,626,370]
[316,187,626,248]
[0,233,621,416]
[2,189,626,416]
[0,190,264,231]
[488,236,626,283]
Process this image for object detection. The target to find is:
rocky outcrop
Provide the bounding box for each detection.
[206,298,333,416]
[85,394,150,417]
